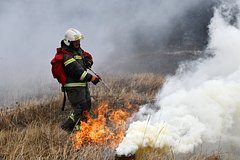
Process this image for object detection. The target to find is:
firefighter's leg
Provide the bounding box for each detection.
[86,86,92,112]
[61,113,77,133]
[62,87,88,132]
[73,86,92,124]
[85,85,91,112]
[61,88,83,132]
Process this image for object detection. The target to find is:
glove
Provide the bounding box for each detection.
[91,75,100,85]
[82,52,93,68]
[85,59,93,68]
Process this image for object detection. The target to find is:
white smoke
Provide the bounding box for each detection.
[116,0,240,156]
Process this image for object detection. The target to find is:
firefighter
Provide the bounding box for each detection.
[60,28,100,133]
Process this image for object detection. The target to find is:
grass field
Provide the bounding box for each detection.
[0,74,227,159]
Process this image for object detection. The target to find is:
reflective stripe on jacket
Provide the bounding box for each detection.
[60,41,92,87]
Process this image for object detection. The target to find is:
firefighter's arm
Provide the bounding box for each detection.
[82,51,93,68]
[63,56,97,83]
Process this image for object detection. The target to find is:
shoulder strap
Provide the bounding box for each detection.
[62,90,66,111]
[60,48,74,57]
[56,48,74,57]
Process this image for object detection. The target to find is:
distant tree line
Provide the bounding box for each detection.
[166,1,215,51]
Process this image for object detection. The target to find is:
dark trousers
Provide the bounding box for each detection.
[66,86,91,120]
[61,86,91,132]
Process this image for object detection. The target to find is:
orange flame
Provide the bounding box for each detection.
[73,102,130,149]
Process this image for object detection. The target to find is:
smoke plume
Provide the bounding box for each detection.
[116,0,240,156]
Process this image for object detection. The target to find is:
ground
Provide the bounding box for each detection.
[0,74,225,160]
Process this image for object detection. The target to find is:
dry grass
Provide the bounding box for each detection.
[0,73,227,159]
[91,73,165,105]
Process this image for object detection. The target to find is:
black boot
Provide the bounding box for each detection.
[61,118,75,133]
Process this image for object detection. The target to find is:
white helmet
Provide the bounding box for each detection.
[63,28,84,46]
